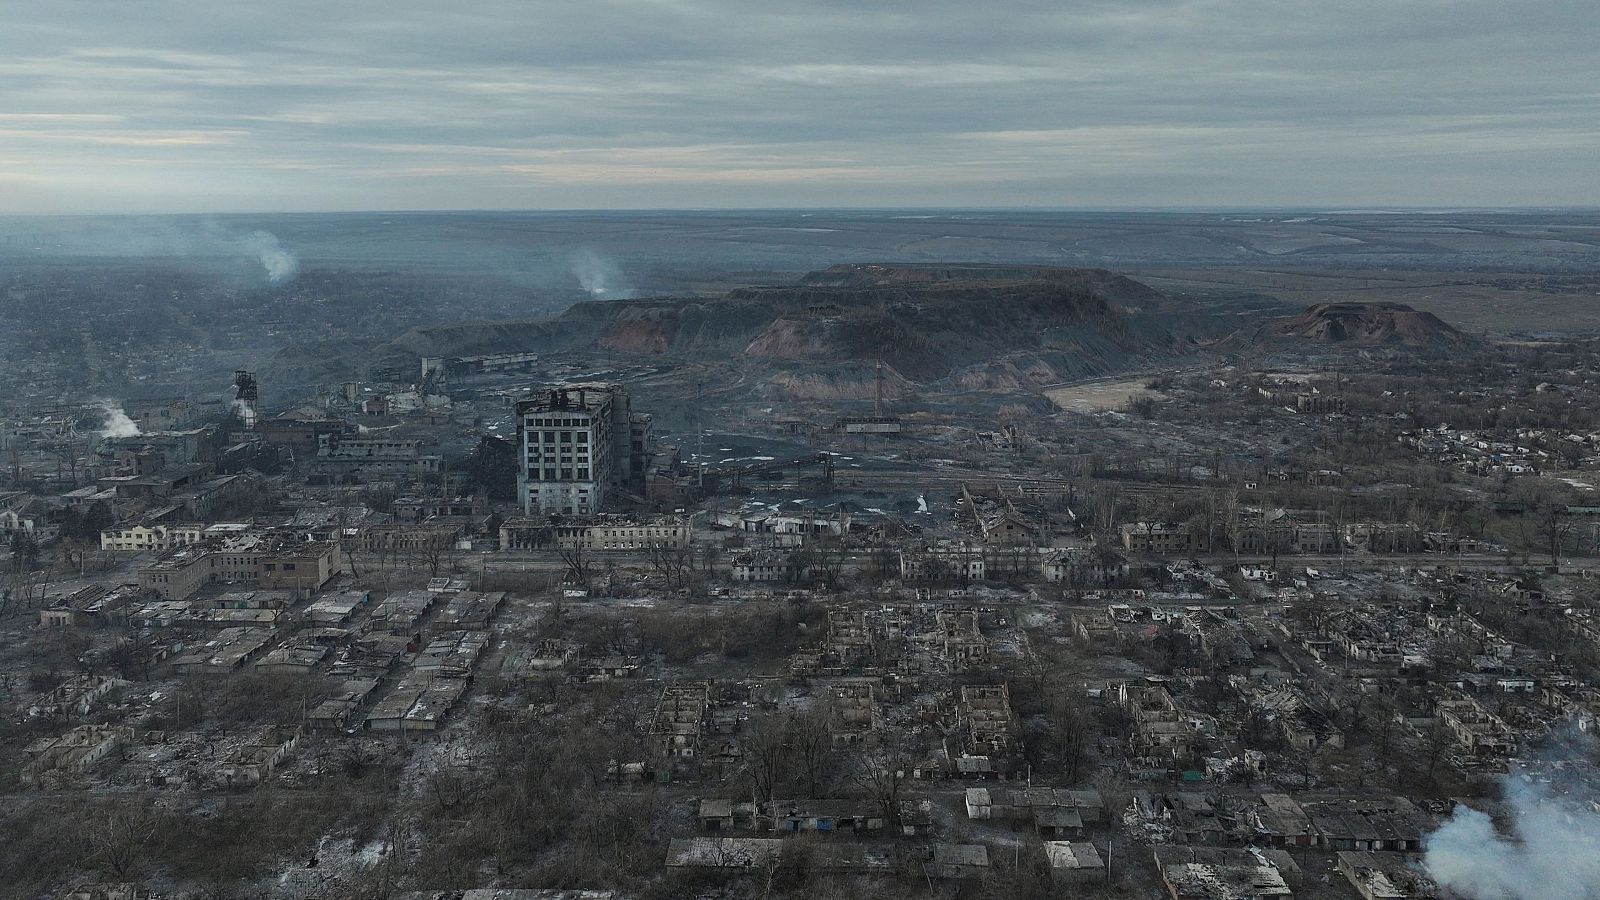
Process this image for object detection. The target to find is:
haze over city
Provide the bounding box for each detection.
[4,3,1600,900]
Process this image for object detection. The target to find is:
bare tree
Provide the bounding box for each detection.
[1418,715,1454,788]
[809,537,848,589]
[1535,501,1574,566]
[1090,770,1133,833]
[851,736,913,828]
[408,539,456,578]
[1048,693,1093,782]
[427,763,470,815]
[87,800,158,879]
[739,714,792,811]
[557,540,592,587]
[788,704,837,797]
[645,539,695,589]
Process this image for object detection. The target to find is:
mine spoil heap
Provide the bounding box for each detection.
[1273,301,1470,348]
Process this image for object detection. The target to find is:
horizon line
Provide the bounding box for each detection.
[4,204,1600,220]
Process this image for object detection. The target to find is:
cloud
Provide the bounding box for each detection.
[0,0,1596,210]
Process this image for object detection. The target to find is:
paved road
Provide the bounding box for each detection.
[351,543,1586,585]
[1198,552,1574,572]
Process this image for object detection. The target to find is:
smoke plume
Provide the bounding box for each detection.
[1423,736,1600,899]
[570,249,631,298]
[240,230,299,284]
[96,400,142,438]
[3,218,300,285]
[231,398,255,419]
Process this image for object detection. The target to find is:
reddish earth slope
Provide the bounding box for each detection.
[1273,302,1471,348]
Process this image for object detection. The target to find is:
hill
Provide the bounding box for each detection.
[1272,302,1472,348]
[372,264,1193,393]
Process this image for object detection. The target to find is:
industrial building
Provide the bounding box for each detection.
[514,384,652,515]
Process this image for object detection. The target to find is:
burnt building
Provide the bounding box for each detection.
[514,384,652,515]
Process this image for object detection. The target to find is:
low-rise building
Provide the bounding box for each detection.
[731,550,809,583]
[391,496,485,522]
[900,544,986,583]
[1122,523,1210,556]
[21,724,133,784]
[99,522,206,552]
[137,534,342,600]
[360,522,462,553]
[1045,841,1106,885]
[1043,548,1128,585]
[651,681,712,760]
[1154,845,1298,900]
[137,545,217,600]
[309,435,440,480]
[499,515,690,551]
[1336,851,1439,900]
[1436,698,1515,756]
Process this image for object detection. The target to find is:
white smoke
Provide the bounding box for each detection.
[3,218,300,286]
[1424,739,1600,900]
[241,230,298,284]
[230,398,257,427]
[96,400,142,439]
[570,249,630,298]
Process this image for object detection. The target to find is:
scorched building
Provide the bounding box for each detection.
[515,385,651,516]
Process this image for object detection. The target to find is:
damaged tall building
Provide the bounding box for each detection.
[514,383,652,515]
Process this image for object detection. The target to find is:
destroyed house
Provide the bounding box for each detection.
[360,522,462,552]
[220,726,299,784]
[958,684,1017,758]
[310,435,441,479]
[899,545,985,583]
[934,608,988,664]
[1436,698,1515,755]
[1122,522,1210,556]
[1154,845,1298,900]
[35,675,125,718]
[651,681,713,759]
[1255,794,1316,847]
[1336,851,1438,900]
[730,551,808,583]
[666,837,781,869]
[1044,548,1129,585]
[1297,797,1429,852]
[976,507,1045,546]
[392,496,485,522]
[1123,682,1207,757]
[826,681,878,742]
[21,724,133,784]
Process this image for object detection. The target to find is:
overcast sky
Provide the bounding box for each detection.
[3,0,1597,213]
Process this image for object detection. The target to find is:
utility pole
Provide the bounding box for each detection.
[874,358,885,418]
[693,381,706,490]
